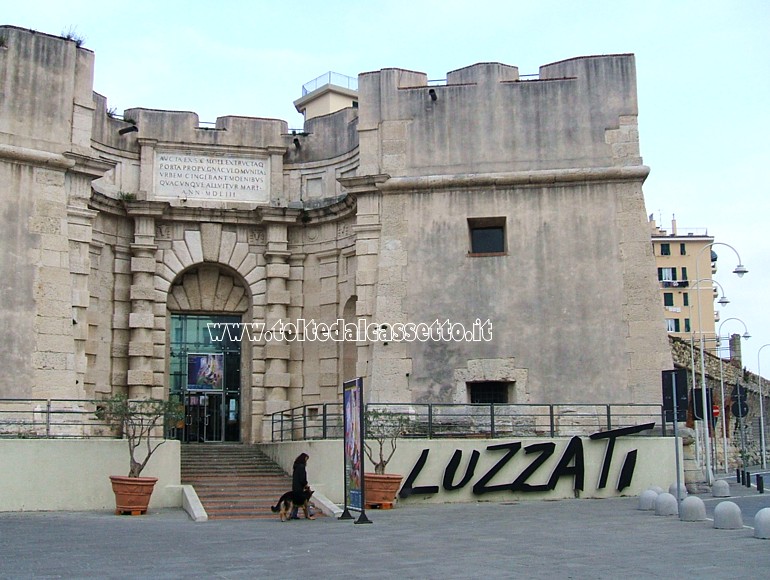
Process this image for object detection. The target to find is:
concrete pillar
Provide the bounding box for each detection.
[339,175,389,400]
[125,205,163,399]
[317,248,341,400]
[262,218,293,438]
[67,205,98,396]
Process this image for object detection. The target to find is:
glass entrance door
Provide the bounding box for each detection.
[169,314,241,442]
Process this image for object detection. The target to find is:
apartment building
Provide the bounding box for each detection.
[650,217,720,348]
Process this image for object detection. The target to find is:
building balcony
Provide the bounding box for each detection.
[661,280,689,288]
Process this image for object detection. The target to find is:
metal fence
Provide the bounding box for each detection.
[0,399,119,439]
[270,402,666,442]
[0,399,665,443]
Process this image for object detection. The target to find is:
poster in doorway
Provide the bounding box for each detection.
[187,353,224,390]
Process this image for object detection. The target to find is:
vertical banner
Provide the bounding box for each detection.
[341,378,371,523]
[343,378,363,510]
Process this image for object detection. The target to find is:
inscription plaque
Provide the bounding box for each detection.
[154,151,270,203]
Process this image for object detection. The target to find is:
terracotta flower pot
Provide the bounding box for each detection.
[364,473,403,508]
[109,475,158,515]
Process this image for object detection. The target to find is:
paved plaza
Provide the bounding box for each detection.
[1,481,768,579]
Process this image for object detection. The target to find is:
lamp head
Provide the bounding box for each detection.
[733,264,748,277]
[743,331,751,340]
[717,296,730,307]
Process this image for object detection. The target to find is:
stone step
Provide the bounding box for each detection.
[180,444,297,519]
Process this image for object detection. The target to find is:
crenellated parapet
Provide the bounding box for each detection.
[357,54,642,179]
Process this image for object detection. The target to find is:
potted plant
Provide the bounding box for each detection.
[363,407,415,508]
[95,394,183,515]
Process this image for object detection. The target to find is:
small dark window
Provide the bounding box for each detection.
[468,217,506,255]
[660,243,671,256]
[683,293,689,307]
[680,243,686,256]
[469,381,509,404]
[663,293,674,307]
[681,267,688,282]
[684,319,691,333]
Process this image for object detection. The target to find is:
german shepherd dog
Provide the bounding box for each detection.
[271,486,315,521]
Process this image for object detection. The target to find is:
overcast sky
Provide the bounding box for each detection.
[4,0,769,373]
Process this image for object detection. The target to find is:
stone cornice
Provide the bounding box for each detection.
[377,165,650,193]
[0,143,74,169]
[338,174,390,194]
[123,200,167,218]
[62,152,117,177]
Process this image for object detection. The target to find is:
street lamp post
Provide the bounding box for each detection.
[687,278,730,470]
[758,345,770,471]
[694,242,748,486]
[716,318,751,474]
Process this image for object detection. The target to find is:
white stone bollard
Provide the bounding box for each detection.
[638,489,659,511]
[649,486,664,495]
[713,501,743,529]
[668,482,687,499]
[712,479,730,498]
[654,492,678,516]
[680,496,706,521]
[754,508,770,539]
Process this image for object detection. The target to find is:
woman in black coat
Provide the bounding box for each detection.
[290,453,310,519]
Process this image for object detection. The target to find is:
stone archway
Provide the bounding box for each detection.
[167,264,250,312]
[167,264,252,443]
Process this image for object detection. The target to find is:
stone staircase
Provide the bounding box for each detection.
[181,444,293,519]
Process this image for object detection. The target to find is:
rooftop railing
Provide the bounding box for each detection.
[302,72,358,96]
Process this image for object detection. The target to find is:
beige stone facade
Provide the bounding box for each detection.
[1,26,672,443]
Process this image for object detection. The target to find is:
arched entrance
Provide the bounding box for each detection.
[167,265,251,442]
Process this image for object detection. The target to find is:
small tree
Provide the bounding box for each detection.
[95,394,184,478]
[363,407,415,475]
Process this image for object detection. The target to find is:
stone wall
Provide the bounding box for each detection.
[354,56,672,404]
[670,335,767,467]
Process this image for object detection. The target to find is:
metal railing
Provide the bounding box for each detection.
[0,399,116,439]
[0,399,666,443]
[302,72,358,96]
[270,402,666,442]
[0,398,179,440]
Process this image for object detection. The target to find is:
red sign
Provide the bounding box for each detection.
[712,404,720,417]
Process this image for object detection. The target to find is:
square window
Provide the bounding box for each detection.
[665,318,681,333]
[468,217,506,255]
[660,243,671,256]
[468,381,509,404]
[658,267,677,282]
[664,293,674,307]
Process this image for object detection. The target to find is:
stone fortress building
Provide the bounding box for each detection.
[0,25,672,444]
